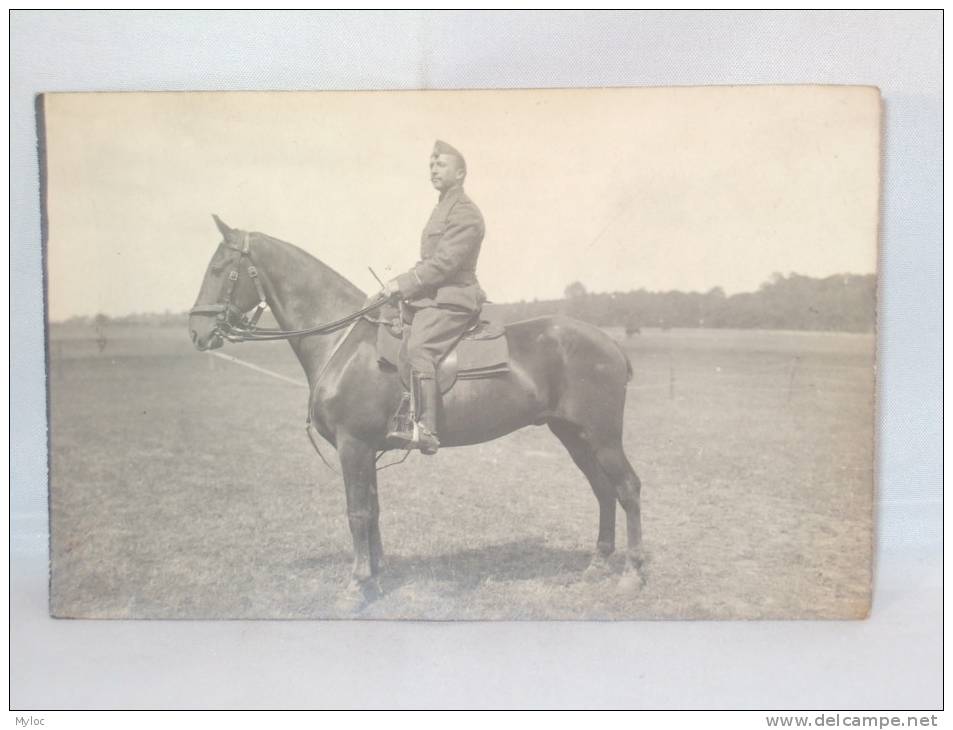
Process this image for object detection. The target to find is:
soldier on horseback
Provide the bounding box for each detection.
[380,140,486,454]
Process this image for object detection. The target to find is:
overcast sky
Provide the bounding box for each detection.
[43,87,880,320]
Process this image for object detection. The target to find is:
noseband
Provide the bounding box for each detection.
[189,232,269,338]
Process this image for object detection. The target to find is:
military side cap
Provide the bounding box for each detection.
[432,139,466,169]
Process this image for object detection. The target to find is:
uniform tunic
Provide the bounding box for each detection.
[394,185,486,377]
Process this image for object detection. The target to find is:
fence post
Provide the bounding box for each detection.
[787,356,800,403]
[669,349,675,400]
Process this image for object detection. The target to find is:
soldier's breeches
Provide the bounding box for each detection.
[405,305,476,377]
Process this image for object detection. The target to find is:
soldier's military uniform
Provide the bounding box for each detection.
[395,184,486,374]
[385,141,486,454]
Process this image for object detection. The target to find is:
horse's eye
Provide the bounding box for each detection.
[209,250,230,273]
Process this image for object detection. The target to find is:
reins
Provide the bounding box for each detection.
[219,297,389,342]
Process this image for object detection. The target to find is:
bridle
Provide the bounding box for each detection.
[189,232,269,337]
[189,232,392,343]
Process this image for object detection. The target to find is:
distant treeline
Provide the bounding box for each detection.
[58,272,875,333]
[496,273,876,333]
[56,311,191,328]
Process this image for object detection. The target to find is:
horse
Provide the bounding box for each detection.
[189,215,644,608]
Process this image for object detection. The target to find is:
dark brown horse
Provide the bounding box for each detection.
[189,216,644,607]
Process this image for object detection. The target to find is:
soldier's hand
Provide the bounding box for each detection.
[381,279,401,300]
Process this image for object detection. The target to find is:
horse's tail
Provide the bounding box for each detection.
[614,340,633,383]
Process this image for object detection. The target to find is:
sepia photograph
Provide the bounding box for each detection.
[12,8,943,713]
[42,86,880,620]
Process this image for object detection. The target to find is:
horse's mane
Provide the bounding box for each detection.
[253,230,367,300]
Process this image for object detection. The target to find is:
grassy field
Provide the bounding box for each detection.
[48,323,874,619]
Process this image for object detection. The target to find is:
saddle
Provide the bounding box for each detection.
[372,302,510,394]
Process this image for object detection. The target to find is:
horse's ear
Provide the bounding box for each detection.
[212,214,232,238]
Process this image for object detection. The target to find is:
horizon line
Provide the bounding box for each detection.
[47,270,876,324]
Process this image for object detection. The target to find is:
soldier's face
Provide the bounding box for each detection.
[430,154,465,192]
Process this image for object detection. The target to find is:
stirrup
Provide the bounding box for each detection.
[385,392,414,448]
[386,422,440,454]
[385,419,415,449]
[384,428,414,449]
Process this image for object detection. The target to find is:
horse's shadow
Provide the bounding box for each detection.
[294,538,598,595]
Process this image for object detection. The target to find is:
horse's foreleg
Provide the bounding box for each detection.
[369,469,384,575]
[338,435,379,603]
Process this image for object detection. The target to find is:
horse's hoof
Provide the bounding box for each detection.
[583,558,612,582]
[335,589,366,614]
[363,577,382,600]
[616,572,644,594]
[335,576,383,613]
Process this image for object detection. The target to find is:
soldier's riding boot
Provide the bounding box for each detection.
[415,375,441,456]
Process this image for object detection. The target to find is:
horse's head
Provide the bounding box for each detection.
[189,215,266,351]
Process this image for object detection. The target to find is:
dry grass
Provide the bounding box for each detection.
[48,325,874,619]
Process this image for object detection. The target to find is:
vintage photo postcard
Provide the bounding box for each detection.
[41,87,879,619]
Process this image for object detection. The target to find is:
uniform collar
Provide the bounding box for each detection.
[438,185,464,203]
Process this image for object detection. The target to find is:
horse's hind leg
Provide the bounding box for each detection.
[595,444,644,591]
[548,419,617,577]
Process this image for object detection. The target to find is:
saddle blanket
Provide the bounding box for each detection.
[374,304,510,393]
